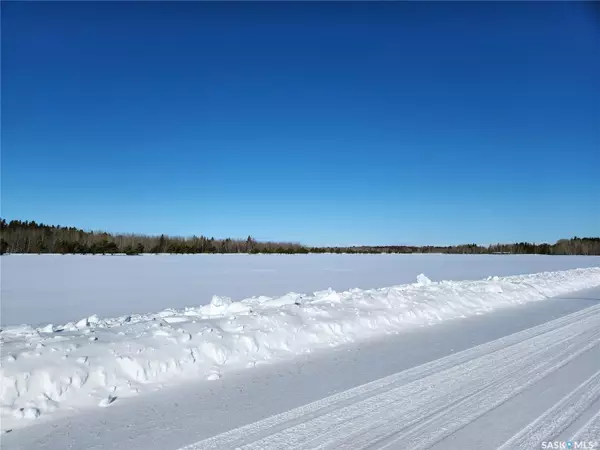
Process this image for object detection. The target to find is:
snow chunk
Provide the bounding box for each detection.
[198,295,251,317]
[201,295,232,317]
[206,368,221,381]
[416,274,432,286]
[75,315,106,329]
[99,396,117,407]
[12,407,41,420]
[38,324,54,333]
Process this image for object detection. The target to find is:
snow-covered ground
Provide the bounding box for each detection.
[2,256,600,448]
[1,265,600,434]
[2,254,600,326]
[185,300,600,450]
[3,286,600,449]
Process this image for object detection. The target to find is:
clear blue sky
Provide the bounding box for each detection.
[2,2,599,246]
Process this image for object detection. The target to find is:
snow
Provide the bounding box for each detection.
[182,301,600,450]
[2,254,600,327]
[1,266,599,432]
[3,287,599,450]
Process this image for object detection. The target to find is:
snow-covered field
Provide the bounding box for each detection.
[1,259,600,432]
[2,254,600,326]
[1,255,600,448]
[3,286,600,450]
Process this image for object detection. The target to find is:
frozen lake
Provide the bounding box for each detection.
[1,254,599,326]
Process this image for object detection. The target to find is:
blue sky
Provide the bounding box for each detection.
[2,2,599,246]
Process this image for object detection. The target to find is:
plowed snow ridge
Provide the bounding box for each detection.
[1,267,600,431]
[182,303,600,450]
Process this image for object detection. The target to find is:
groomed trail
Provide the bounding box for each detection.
[183,303,600,450]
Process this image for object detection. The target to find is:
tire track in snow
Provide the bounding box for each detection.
[186,304,600,448]
[250,318,599,449]
[180,304,600,450]
[332,335,598,448]
[253,319,600,449]
[572,409,600,443]
[497,371,600,450]
[370,331,600,450]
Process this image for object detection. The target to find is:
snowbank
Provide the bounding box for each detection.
[1,267,599,430]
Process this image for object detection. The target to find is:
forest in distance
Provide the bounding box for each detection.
[1,218,599,256]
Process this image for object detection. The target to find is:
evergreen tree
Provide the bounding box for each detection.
[0,239,8,254]
[124,244,138,255]
[158,234,166,253]
[35,237,48,254]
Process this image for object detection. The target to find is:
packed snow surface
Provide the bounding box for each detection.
[3,254,600,326]
[1,266,599,431]
[183,302,600,450]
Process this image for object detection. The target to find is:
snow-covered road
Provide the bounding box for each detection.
[4,286,600,449]
[185,297,600,450]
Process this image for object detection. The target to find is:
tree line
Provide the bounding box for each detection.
[1,219,599,256]
[0,219,305,255]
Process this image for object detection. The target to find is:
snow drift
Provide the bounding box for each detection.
[2,267,600,430]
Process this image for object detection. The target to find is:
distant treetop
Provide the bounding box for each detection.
[1,218,598,256]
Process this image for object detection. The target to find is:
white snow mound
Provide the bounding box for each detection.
[1,267,599,430]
